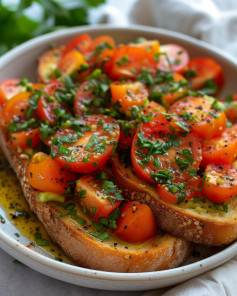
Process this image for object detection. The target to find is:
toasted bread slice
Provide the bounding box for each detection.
[111,154,237,246]
[0,127,191,272]
[38,46,64,83]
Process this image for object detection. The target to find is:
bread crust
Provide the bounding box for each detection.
[112,155,237,246]
[0,127,191,272]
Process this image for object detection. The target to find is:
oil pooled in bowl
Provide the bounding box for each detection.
[0,149,73,264]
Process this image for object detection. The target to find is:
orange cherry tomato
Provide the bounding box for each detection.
[110,81,148,112]
[187,58,224,91]
[27,152,76,194]
[11,128,41,150]
[76,175,122,221]
[58,50,88,78]
[157,44,190,74]
[169,96,226,139]
[50,115,120,173]
[113,201,157,243]
[109,45,157,80]
[201,124,237,167]
[37,79,66,124]
[1,92,31,126]
[131,114,202,183]
[157,176,203,203]
[62,34,92,57]
[203,164,237,203]
[0,79,24,106]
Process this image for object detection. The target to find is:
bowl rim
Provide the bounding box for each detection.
[0,23,237,282]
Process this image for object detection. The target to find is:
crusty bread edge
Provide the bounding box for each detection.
[112,155,237,246]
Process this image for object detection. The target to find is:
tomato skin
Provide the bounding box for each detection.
[96,49,115,73]
[170,96,226,139]
[113,201,157,243]
[131,114,202,183]
[73,81,98,116]
[109,45,157,80]
[50,115,120,173]
[157,44,190,74]
[0,79,24,106]
[143,101,166,115]
[27,152,76,195]
[133,40,160,56]
[84,36,115,66]
[11,128,41,150]
[119,121,137,149]
[75,175,121,222]
[201,125,237,167]
[221,94,237,123]
[110,81,148,112]
[62,34,92,57]
[203,164,237,203]
[37,79,65,124]
[157,176,203,203]
[187,58,224,91]
[1,92,31,126]
[58,50,88,78]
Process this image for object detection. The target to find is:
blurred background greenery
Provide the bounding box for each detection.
[0,0,106,56]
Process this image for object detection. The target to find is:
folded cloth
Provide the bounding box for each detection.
[129,0,237,58]
[143,255,237,296]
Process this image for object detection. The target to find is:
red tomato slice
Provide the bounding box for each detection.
[37,79,66,124]
[73,81,99,116]
[187,58,224,91]
[131,114,202,183]
[76,175,122,221]
[157,44,190,74]
[157,176,203,203]
[203,164,237,203]
[62,34,92,57]
[109,45,157,80]
[119,120,137,149]
[143,101,166,115]
[0,79,24,106]
[113,201,157,243]
[50,115,120,173]
[201,125,237,167]
[27,152,76,195]
[221,94,237,123]
[1,92,31,126]
[110,81,148,112]
[169,96,226,139]
[96,49,115,73]
[84,36,115,66]
[11,128,41,150]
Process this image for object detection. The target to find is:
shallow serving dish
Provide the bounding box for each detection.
[0,24,237,291]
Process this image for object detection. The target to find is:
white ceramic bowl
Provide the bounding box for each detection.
[0,24,237,291]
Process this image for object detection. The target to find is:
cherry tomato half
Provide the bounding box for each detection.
[201,124,237,167]
[0,79,23,106]
[131,114,202,183]
[76,175,122,221]
[50,115,120,173]
[157,44,190,74]
[11,128,41,150]
[170,96,226,139]
[113,201,157,243]
[203,164,237,203]
[27,152,76,194]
